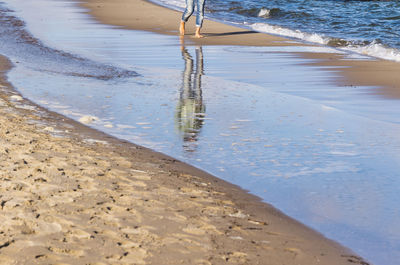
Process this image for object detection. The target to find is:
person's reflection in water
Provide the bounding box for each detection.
[175,45,206,152]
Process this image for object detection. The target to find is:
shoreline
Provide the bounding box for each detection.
[80,0,400,97]
[0,54,366,264]
[0,0,373,264]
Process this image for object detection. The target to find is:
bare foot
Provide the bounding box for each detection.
[179,21,185,36]
[194,27,204,38]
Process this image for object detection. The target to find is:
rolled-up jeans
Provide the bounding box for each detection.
[181,0,206,27]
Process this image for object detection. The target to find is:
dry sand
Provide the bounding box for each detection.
[0,0,374,264]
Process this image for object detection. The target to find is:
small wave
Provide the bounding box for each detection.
[0,3,138,80]
[233,7,309,20]
[327,38,352,47]
[251,22,400,62]
[344,42,400,62]
[327,38,372,48]
[258,8,270,18]
[257,8,280,18]
[251,22,328,45]
[236,8,261,17]
[153,0,400,63]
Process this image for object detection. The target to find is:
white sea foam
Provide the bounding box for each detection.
[251,22,329,45]
[258,8,270,18]
[79,115,99,124]
[152,0,400,63]
[343,42,400,63]
[251,22,400,62]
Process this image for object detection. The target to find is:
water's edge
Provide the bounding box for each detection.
[3,1,400,262]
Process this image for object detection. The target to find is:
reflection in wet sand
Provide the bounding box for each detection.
[175,46,206,151]
[6,1,400,262]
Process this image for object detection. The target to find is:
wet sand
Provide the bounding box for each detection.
[0,0,376,264]
[80,0,400,96]
[0,38,368,265]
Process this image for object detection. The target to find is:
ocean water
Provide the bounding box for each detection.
[155,0,400,62]
[1,1,400,265]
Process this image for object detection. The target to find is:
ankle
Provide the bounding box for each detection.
[179,21,185,35]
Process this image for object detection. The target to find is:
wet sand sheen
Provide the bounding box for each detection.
[0,9,369,265]
[0,55,365,263]
[68,3,400,265]
[80,0,400,96]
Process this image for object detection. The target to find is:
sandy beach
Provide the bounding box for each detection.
[0,0,382,264]
[0,54,367,264]
[80,0,400,95]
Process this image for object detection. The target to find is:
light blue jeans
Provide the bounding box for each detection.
[181,0,206,27]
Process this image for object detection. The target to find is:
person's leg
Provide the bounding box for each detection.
[180,0,195,35]
[194,0,206,38]
[194,26,202,38]
[179,21,185,36]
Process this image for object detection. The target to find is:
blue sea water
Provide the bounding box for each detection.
[156,0,400,61]
[1,0,400,265]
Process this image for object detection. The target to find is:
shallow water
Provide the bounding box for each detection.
[155,0,400,62]
[3,0,400,264]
